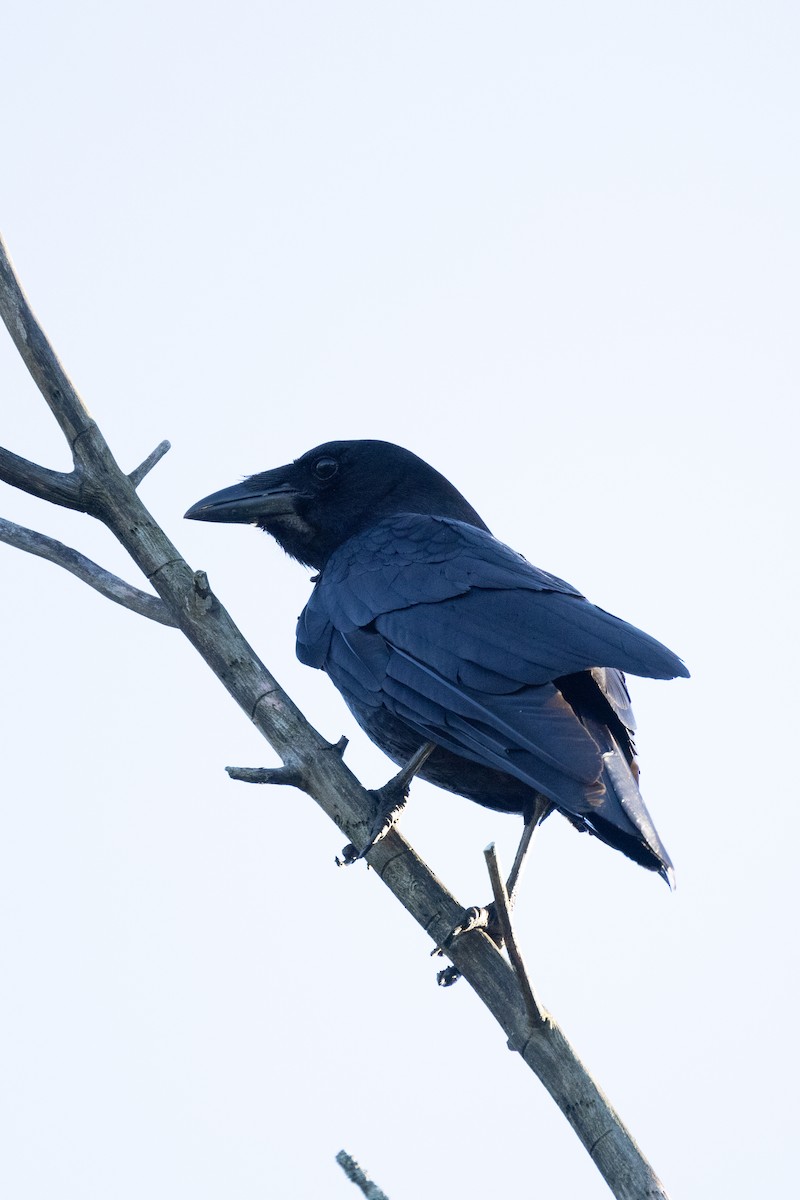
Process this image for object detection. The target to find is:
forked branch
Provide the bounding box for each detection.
[0,231,670,1200]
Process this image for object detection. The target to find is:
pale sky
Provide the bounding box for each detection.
[1,4,797,1197]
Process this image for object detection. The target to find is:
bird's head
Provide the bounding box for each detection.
[185,439,488,570]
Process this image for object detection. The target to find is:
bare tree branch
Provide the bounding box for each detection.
[0,236,96,447]
[0,518,177,626]
[129,439,171,487]
[484,841,547,1028]
[336,1149,390,1200]
[226,763,309,788]
[0,230,671,1200]
[0,445,82,509]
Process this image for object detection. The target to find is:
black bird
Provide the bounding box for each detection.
[186,439,688,889]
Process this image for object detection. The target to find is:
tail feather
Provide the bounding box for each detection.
[580,717,675,886]
[553,670,675,885]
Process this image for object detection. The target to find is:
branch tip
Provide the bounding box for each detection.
[191,569,216,612]
[226,764,308,789]
[129,440,171,487]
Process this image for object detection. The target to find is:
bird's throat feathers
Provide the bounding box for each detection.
[256,510,319,565]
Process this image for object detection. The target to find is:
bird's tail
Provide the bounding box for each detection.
[577,718,675,887]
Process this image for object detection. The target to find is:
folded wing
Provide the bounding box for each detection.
[297,514,685,879]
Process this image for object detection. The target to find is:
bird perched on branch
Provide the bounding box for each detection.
[186,439,688,891]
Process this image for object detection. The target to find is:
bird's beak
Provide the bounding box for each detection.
[184,472,302,524]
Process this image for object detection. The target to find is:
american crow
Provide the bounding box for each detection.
[186,439,688,887]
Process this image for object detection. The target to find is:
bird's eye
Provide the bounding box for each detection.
[313,457,339,481]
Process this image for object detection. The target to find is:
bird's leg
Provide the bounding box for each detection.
[337,742,436,866]
[454,795,551,933]
[362,740,436,852]
[504,794,552,909]
[436,795,552,986]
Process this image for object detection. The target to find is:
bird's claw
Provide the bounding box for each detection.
[335,745,434,867]
[359,798,406,855]
[451,904,492,937]
[445,903,504,946]
[335,796,406,867]
[430,903,506,988]
[335,843,360,867]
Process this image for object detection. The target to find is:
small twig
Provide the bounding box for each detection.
[0,518,178,626]
[129,440,171,488]
[335,1150,390,1200]
[484,842,548,1028]
[225,764,308,788]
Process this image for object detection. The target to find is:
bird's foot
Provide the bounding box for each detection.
[435,843,546,1024]
[450,902,504,944]
[335,842,360,867]
[363,791,409,856]
[336,792,407,866]
[431,902,505,987]
[336,746,435,866]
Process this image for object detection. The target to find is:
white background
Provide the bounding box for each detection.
[1,4,797,1197]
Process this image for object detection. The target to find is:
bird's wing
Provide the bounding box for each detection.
[320,618,605,810]
[296,516,684,827]
[321,619,673,878]
[375,588,686,685]
[304,514,688,682]
[315,513,581,624]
